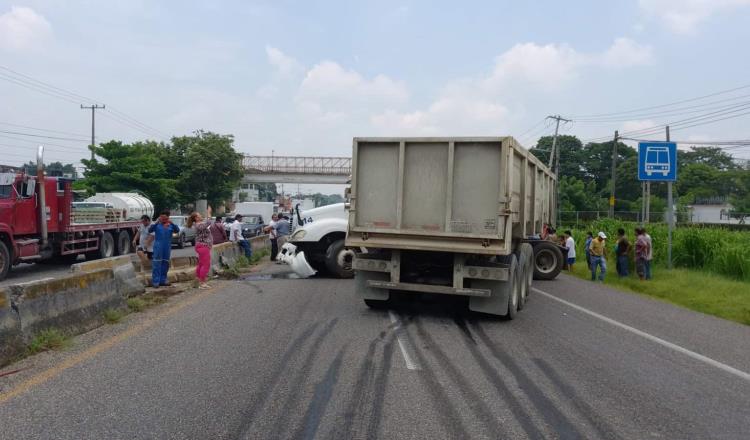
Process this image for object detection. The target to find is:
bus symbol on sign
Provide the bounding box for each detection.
[644,146,670,176]
[638,142,677,182]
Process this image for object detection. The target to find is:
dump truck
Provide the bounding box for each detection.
[0,147,149,280]
[345,137,563,318]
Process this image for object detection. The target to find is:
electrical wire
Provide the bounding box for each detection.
[569,83,750,119]
[0,129,89,142]
[0,121,91,138]
[0,65,169,140]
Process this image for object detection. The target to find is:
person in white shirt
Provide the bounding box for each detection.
[230,214,252,259]
[643,228,653,280]
[264,213,280,261]
[564,230,576,271]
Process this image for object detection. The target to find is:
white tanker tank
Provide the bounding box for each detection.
[84,193,154,221]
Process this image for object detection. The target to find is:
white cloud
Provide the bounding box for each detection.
[638,0,750,33]
[372,39,651,136]
[265,45,303,75]
[0,6,52,51]
[601,38,653,67]
[622,119,658,133]
[484,42,585,91]
[296,61,408,121]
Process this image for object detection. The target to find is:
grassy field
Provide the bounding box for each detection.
[564,241,750,326]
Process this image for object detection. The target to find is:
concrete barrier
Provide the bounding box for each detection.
[10,269,126,342]
[0,288,23,366]
[72,255,145,298]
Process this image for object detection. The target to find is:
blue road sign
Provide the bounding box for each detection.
[638,141,677,181]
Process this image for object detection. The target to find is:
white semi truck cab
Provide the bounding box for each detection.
[281,203,355,278]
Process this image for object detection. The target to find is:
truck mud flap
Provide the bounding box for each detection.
[355,270,390,301]
[468,256,517,316]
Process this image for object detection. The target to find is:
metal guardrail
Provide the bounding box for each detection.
[243,156,351,176]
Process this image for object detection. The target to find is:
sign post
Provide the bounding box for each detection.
[637,135,677,269]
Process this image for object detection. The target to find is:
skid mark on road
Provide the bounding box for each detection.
[295,347,346,440]
[414,317,508,438]
[397,313,471,440]
[388,310,420,370]
[457,320,546,440]
[471,321,584,439]
[266,318,339,439]
[533,287,750,383]
[533,358,623,440]
[229,322,321,439]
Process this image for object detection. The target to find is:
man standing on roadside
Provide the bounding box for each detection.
[265,213,280,261]
[230,214,252,259]
[584,231,594,270]
[643,227,653,280]
[615,228,631,277]
[635,228,650,281]
[564,230,576,271]
[148,210,180,288]
[210,215,227,245]
[589,231,607,282]
[132,215,154,262]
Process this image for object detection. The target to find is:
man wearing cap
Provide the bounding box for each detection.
[589,231,607,282]
[230,214,252,259]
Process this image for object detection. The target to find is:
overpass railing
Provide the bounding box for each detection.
[243,156,351,175]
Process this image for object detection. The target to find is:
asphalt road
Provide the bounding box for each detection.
[0,246,196,288]
[1,265,748,439]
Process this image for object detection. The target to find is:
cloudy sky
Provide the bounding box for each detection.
[1,0,750,192]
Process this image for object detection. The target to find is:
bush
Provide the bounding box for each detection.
[27,329,69,354]
[713,244,750,282]
[103,308,125,324]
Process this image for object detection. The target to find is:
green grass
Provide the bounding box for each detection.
[27,329,70,354]
[567,263,750,326]
[126,297,146,312]
[250,248,269,264]
[102,308,126,324]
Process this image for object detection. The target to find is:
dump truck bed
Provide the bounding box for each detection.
[346,137,555,255]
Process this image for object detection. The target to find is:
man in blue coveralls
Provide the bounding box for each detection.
[148,210,180,288]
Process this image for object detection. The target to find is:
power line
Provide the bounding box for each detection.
[0,121,91,138]
[569,83,750,119]
[0,65,169,140]
[0,133,89,151]
[0,129,89,142]
[572,96,750,123]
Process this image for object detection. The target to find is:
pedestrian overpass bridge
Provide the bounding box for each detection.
[242,155,351,184]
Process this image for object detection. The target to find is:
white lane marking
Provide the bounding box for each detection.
[388,310,420,371]
[532,287,750,383]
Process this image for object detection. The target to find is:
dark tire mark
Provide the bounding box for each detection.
[228,320,321,439]
[295,347,346,440]
[471,322,583,440]
[331,339,380,439]
[266,318,339,439]
[456,318,546,440]
[396,312,472,439]
[414,317,508,438]
[533,358,622,440]
[365,338,394,440]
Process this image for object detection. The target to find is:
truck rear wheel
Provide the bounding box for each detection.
[325,239,355,278]
[116,231,131,255]
[515,243,533,309]
[87,232,115,260]
[532,241,563,280]
[0,240,10,281]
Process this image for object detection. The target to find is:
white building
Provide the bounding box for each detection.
[687,199,742,224]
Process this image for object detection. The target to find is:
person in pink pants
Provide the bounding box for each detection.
[187,211,214,289]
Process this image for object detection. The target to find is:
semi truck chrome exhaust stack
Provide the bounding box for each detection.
[37,145,48,246]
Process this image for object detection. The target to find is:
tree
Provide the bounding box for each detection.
[171,131,244,209]
[530,135,585,180]
[80,140,179,211]
[256,183,278,202]
[25,161,78,179]
[558,176,602,212]
[681,146,738,171]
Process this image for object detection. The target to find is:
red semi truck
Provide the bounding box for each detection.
[0,147,143,280]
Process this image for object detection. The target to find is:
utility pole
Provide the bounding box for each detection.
[666,125,673,270]
[608,130,619,218]
[81,104,105,160]
[546,115,571,226]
